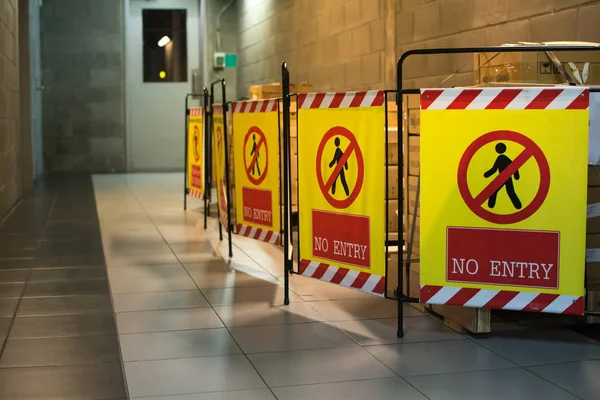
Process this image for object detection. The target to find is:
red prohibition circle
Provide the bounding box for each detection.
[243,126,268,186]
[316,126,364,209]
[457,130,550,225]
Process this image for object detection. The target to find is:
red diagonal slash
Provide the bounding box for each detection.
[324,141,357,193]
[246,136,266,176]
[473,146,534,206]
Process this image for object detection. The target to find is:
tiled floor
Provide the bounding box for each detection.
[90,173,600,400]
[0,176,127,399]
[2,173,599,399]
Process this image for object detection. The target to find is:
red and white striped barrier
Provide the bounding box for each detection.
[298,90,385,109]
[299,259,385,296]
[212,104,223,115]
[189,107,203,117]
[421,87,589,111]
[237,224,280,245]
[420,285,584,315]
[232,99,278,113]
[188,188,203,199]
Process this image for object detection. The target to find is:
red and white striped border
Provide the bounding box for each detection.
[298,90,385,109]
[212,104,223,116]
[421,88,589,110]
[188,188,203,199]
[299,259,385,296]
[420,285,584,315]
[189,107,202,117]
[219,212,228,231]
[236,224,280,245]
[232,99,278,113]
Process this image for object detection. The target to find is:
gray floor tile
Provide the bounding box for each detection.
[0,282,25,298]
[116,307,223,334]
[272,377,428,400]
[110,276,197,294]
[28,267,107,282]
[474,327,600,366]
[170,241,215,255]
[528,360,600,400]
[17,294,113,316]
[406,368,579,400]
[106,263,188,279]
[335,316,463,346]
[23,280,109,297]
[33,254,106,268]
[0,335,121,367]
[190,269,280,289]
[124,355,266,398]
[308,298,421,321]
[366,339,515,376]
[291,279,376,301]
[0,363,127,399]
[201,286,301,306]
[0,270,29,282]
[0,317,10,341]
[0,258,34,270]
[248,347,396,387]
[135,388,276,399]
[112,290,209,312]
[0,299,19,317]
[213,303,327,327]
[10,313,117,338]
[230,321,358,353]
[120,328,241,361]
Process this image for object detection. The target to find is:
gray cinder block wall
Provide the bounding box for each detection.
[0,0,22,219]
[40,0,125,172]
[236,0,600,94]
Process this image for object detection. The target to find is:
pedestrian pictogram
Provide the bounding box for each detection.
[193,126,201,162]
[457,130,550,225]
[316,126,364,209]
[483,142,522,210]
[243,126,268,186]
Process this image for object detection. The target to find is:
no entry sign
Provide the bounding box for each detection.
[297,90,387,296]
[232,100,281,244]
[187,107,203,198]
[419,87,589,315]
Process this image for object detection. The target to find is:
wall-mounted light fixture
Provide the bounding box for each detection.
[158,36,171,47]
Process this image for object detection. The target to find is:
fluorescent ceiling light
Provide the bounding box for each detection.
[158,36,171,47]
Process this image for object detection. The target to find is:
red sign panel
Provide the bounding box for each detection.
[242,187,273,227]
[191,165,202,188]
[312,210,370,268]
[447,227,559,289]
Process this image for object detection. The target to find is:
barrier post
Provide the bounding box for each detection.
[282,62,291,305]
[210,81,223,241]
[220,79,234,258]
[203,87,209,229]
[184,94,190,211]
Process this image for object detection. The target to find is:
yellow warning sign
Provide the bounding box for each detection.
[233,108,280,234]
[420,88,588,303]
[212,108,228,224]
[187,108,203,195]
[298,105,386,277]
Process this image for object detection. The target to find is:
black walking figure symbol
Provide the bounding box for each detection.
[483,142,522,210]
[328,137,350,196]
[250,134,261,176]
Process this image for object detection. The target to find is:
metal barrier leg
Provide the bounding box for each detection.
[282,62,291,306]
[184,94,189,211]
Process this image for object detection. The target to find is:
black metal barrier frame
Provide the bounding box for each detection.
[280,65,402,329]
[210,79,233,258]
[183,89,210,232]
[397,45,600,333]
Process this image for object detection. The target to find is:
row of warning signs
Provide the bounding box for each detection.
[186,86,590,315]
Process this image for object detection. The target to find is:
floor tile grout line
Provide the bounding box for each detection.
[524,366,585,400]
[108,175,283,399]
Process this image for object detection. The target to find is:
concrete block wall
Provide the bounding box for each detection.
[397,0,600,89]
[237,0,389,96]
[206,0,238,102]
[41,0,125,172]
[0,0,21,219]
[236,0,600,93]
